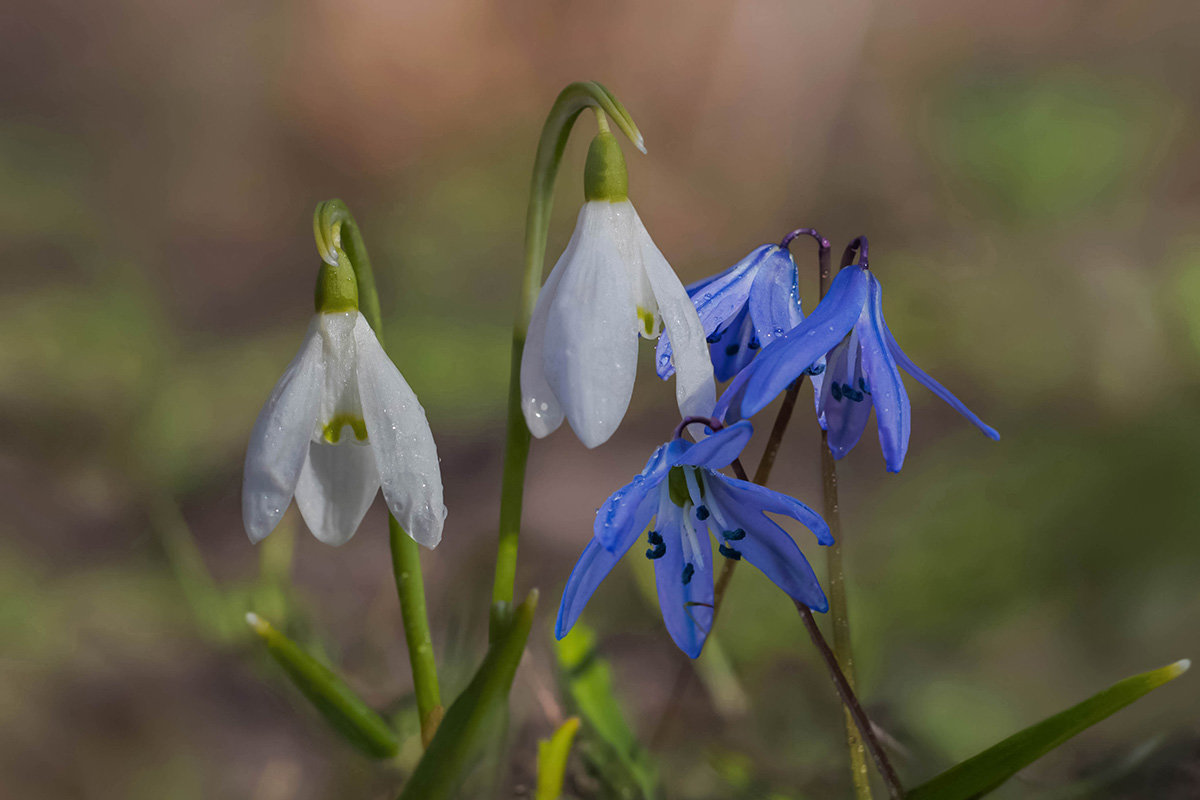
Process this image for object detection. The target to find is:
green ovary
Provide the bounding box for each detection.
[322,414,368,443]
[667,467,703,507]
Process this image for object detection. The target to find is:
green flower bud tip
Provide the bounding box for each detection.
[584,131,628,202]
[314,248,359,313]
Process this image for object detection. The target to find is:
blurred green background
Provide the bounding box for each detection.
[2,1,1198,797]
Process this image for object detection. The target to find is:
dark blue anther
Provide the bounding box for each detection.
[805,362,826,376]
[725,343,740,356]
[645,530,666,559]
[748,336,760,351]
[695,505,709,520]
[706,331,723,344]
[858,377,870,395]
[831,381,843,401]
[722,528,745,541]
[719,543,742,561]
[681,563,694,584]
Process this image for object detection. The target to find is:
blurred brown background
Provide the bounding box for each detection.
[3,0,1199,797]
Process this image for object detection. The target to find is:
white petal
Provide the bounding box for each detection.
[520,211,581,439]
[242,318,325,543]
[542,202,639,448]
[315,311,363,425]
[294,441,380,546]
[353,316,447,548]
[628,202,716,419]
[605,204,660,338]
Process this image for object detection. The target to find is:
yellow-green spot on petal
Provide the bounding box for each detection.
[638,307,658,338]
[323,414,367,444]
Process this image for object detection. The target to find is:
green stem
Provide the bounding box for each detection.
[313,199,442,746]
[796,603,902,799]
[491,82,644,628]
[390,517,443,746]
[820,241,871,799]
[493,331,531,621]
[820,436,871,798]
[314,199,382,331]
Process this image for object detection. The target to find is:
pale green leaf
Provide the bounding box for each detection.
[907,659,1190,800]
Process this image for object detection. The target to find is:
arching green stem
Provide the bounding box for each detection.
[314,199,382,331]
[313,199,443,747]
[491,82,644,632]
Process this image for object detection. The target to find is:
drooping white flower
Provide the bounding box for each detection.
[520,130,715,449]
[243,310,446,547]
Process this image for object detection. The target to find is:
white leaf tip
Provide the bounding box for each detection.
[1174,658,1191,674]
[245,612,270,636]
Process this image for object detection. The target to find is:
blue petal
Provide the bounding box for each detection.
[747,246,804,348]
[707,477,829,611]
[655,338,675,380]
[709,306,757,382]
[556,529,643,639]
[674,420,753,470]
[595,440,681,551]
[882,318,1000,442]
[653,516,713,658]
[857,274,910,472]
[727,265,870,421]
[819,335,874,459]
[656,247,765,379]
[713,365,753,423]
[734,515,828,612]
[685,245,768,300]
[690,246,769,326]
[707,475,832,545]
[809,356,827,428]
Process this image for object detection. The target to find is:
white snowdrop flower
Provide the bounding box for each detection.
[242,252,446,548]
[520,129,715,448]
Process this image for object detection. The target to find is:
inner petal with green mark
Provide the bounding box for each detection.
[638,306,661,339]
[322,413,368,443]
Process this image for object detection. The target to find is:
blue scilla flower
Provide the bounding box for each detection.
[715,237,999,473]
[555,419,832,658]
[656,230,826,383]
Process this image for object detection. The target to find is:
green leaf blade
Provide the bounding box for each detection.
[555,623,659,799]
[246,613,399,760]
[908,659,1190,800]
[397,589,539,800]
[536,716,581,800]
